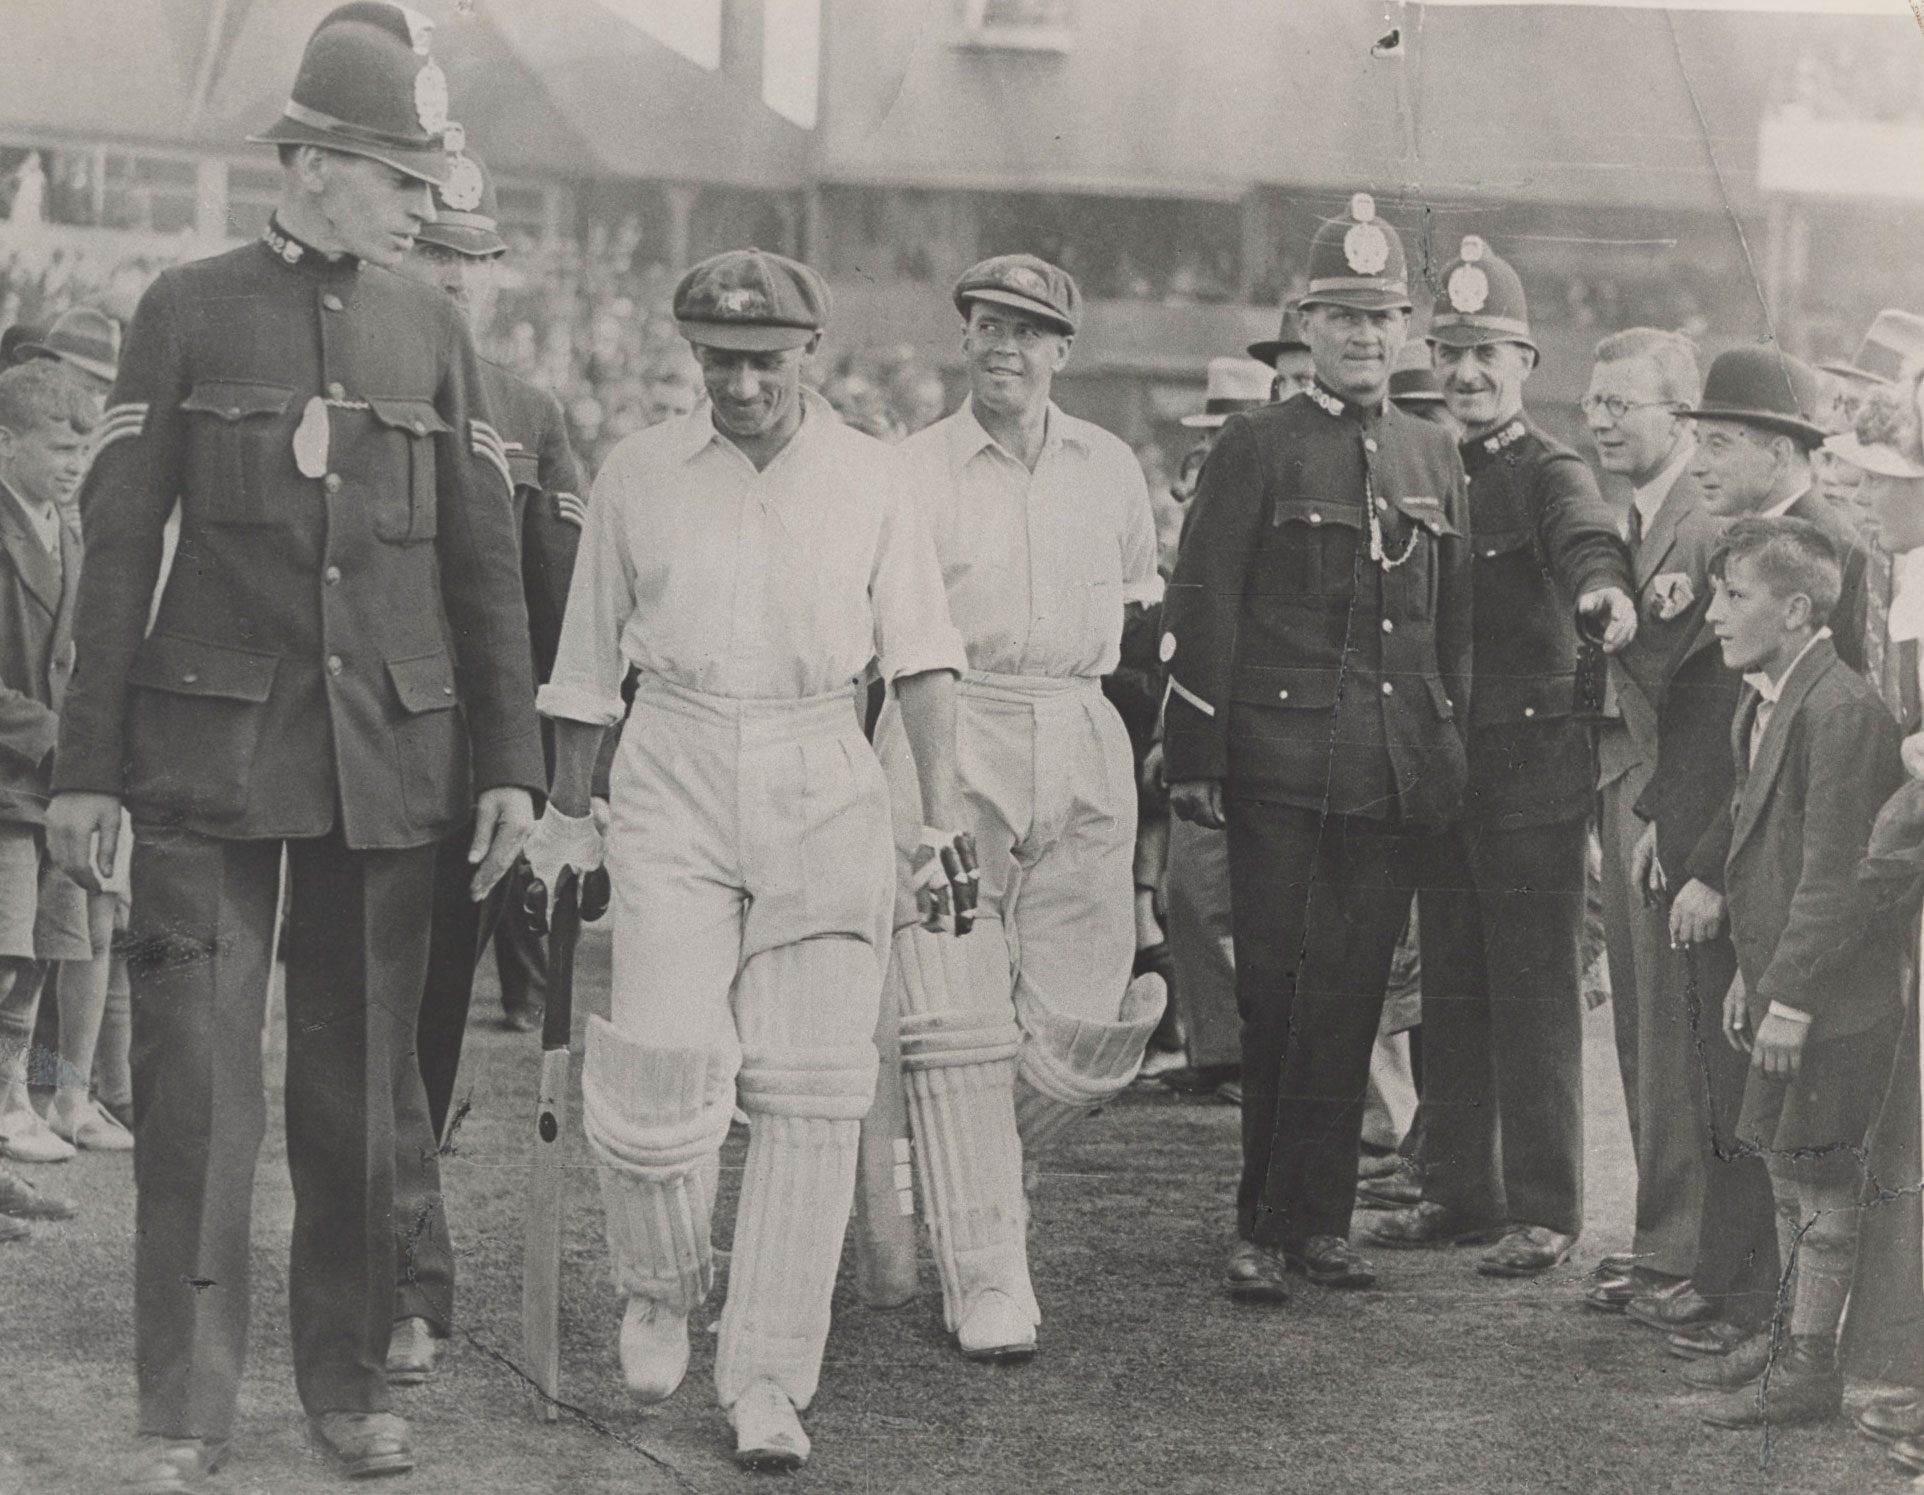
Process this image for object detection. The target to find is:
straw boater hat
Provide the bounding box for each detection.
[1182,357,1274,428]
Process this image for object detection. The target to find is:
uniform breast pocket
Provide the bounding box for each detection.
[123,633,279,821]
[366,398,452,544]
[386,649,468,829]
[180,381,294,526]
[1264,499,1361,603]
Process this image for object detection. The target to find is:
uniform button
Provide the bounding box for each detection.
[442,686,454,696]
[1381,618,1393,633]
[180,671,198,685]
[1381,680,1394,695]
[412,418,426,434]
[324,473,342,493]
[326,655,343,677]
[1485,547,1499,557]
[225,406,241,419]
[324,565,341,585]
[1278,689,1290,701]
[1523,706,1537,718]
[1308,511,1322,525]
[322,294,344,312]
[1364,437,1378,453]
[1377,498,1390,512]
[327,381,346,400]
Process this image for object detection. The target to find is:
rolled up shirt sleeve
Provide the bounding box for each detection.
[1119,447,1164,608]
[870,466,967,684]
[536,443,635,726]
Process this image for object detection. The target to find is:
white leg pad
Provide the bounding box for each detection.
[582,1015,737,1313]
[715,1045,874,1412]
[1013,972,1166,1156]
[892,927,1035,1332]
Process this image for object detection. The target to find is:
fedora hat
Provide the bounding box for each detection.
[1819,310,1924,388]
[1181,357,1274,428]
[19,306,120,384]
[1677,346,1828,449]
[1247,302,1309,366]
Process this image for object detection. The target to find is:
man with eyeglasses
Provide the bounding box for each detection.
[1579,330,1774,1352]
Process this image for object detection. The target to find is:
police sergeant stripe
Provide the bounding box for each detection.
[89,402,150,457]
[1168,676,1214,718]
[469,418,512,493]
[553,492,586,529]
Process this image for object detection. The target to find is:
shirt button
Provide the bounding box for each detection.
[1381,618,1394,633]
[326,655,343,677]
[1381,680,1394,696]
[327,381,346,400]
[324,473,342,493]
[324,565,341,585]
[322,293,344,312]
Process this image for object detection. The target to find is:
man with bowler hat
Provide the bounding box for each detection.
[1367,236,1635,1277]
[385,144,587,1387]
[1163,193,1472,1299]
[46,6,541,1485]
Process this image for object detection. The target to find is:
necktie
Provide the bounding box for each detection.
[1626,501,1643,559]
[1748,694,1774,769]
[1868,549,1902,721]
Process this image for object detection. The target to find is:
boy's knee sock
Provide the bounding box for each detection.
[1789,1173,1862,1343]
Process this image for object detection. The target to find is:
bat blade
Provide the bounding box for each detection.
[521,1044,569,1420]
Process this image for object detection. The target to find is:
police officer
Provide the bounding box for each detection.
[1366,238,1635,1277]
[46,7,542,1486]
[1163,194,1471,1299]
[874,255,1165,1364]
[384,146,587,1387]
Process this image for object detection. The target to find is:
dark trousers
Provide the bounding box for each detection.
[127,824,437,1439]
[1688,938,1777,1333]
[1227,799,1429,1246]
[1416,818,1587,1236]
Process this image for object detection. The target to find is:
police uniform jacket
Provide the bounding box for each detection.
[1162,382,1472,827]
[1459,416,1630,829]
[52,228,545,848]
[483,359,583,689]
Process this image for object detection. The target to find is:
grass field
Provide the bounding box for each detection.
[0,926,1909,1494]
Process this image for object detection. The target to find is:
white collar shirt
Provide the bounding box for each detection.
[1759,479,1813,521]
[896,401,1163,680]
[1891,546,1924,644]
[538,391,966,720]
[1742,627,1831,766]
[1630,441,1694,537]
[1,480,60,556]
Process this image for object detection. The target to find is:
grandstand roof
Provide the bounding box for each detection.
[0,0,809,188]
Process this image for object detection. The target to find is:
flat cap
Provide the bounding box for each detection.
[953,254,1080,335]
[673,249,830,352]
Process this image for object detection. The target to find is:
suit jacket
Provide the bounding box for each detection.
[1601,465,1727,785]
[1783,488,1869,676]
[0,490,78,825]
[52,231,545,848]
[1163,382,1472,826]
[1713,638,1905,1040]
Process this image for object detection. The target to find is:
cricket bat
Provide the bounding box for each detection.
[521,864,609,1419]
[854,989,920,1308]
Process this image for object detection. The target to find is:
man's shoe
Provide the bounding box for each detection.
[500,1005,541,1034]
[1593,1253,1641,1279]
[1365,1201,1504,1250]
[0,1107,75,1164]
[1356,1150,1402,1182]
[1701,1337,1841,1429]
[731,1379,809,1472]
[0,1166,74,1220]
[1224,1240,1290,1304]
[1135,1046,1187,1081]
[1625,1278,1714,1331]
[1285,1235,1376,1289]
[1160,1063,1238,1098]
[1215,1078,1243,1106]
[1682,1332,1775,1390]
[1892,1435,1924,1476]
[47,1092,134,1151]
[957,1289,1036,1362]
[1355,1159,1424,1210]
[1666,1320,1754,1359]
[1583,1265,1682,1313]
[127,1436,228,1493]
[1858,1396,1924,1445]
[619,1295,689,1403]
[1477,1226,1576,1278]
[306,1412,414,1478]
[385,1317,441,1387]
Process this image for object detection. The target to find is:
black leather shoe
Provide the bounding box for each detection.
[1625,1279,1714,1331]
[500,1005,542,1034]
[1477,1226,1575,1278]
[1666,1320,1753,1359]
[128,1437,229,1493]
[385,1317,442,1386]
[1858,1396,1924,1445]
[1682,1332,1773,1390]
[1583,1265,1683,1313]
[1701,1337,1841,1429]
[1355,1159,1424,1210]
[1161,1064,1238,1098]
[1366,1201,1504,1250]
[307,1412,415,1478]
[1285,1235,1376,1289]
[1224,1240,1289,1304]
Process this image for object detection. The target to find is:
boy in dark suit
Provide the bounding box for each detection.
[1682,516,1907,1428]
